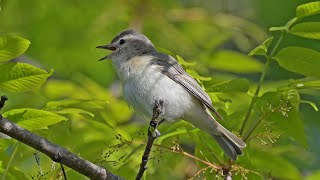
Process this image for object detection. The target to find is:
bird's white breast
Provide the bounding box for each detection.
[114,55,195,120]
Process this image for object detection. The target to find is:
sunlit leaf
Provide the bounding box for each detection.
[249,37,273,56]
[44,99,106,110]
[296,1,320,19]
[274,47,320,78]
[207,78,250,92]
[300,100,318,111]
[176,55,196,66]
[186,69,212,81]
[0,139,12,149]
[289,22,320,40]
[269,26,287,32]
[3,108,67,130]
[307,171,320,180]
[289,80,320,89]
[49,108,95,117]
[0,35,30,62]
[0,62,53,92]
[208,50,263,73]
[269,18,297,32]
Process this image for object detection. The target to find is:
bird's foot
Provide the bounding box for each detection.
[149,100,164,138]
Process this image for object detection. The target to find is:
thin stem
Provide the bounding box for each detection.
[243,113,268,142]
[60,163,67,180]
[132,141,221,169]
[2,142,20,180]
[154,143,221,169]
[239,32,285,135]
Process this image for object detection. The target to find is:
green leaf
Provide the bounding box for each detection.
[3,108,67,130]
[249,37,273,56]
[0,35,30,62]
[289,80,320,89]
[0,62,53,92]
[176,55,196,66]
[274,47,320,78]
[300,100,318,111]
[289,22,320,40]
[269,17,297,32]
[251,149,301,179]
[50,108,95,117]
[0,139,12,149]
[44,99,106,110]
[157,128,199,144]
[207,78,250,92]
[307,171,320,180]
[209,50,264,73]
[269,26,287,32]
[255,92,306,146]
[186,69,212,81]
[296,1,320,19]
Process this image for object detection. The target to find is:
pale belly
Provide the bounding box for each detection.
[122,67,195,121]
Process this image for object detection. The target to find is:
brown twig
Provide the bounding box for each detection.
[135,100,164,180]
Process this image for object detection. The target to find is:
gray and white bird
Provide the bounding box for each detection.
[97,29,246,160]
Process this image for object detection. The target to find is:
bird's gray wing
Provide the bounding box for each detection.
[150,53,222,120]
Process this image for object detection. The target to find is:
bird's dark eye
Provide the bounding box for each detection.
[119,39,125,45]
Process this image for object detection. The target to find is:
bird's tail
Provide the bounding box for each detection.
[212,125,246,161]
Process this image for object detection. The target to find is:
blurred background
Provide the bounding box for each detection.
[1,0,320,179]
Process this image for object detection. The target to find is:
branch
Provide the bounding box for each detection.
[0,114,124,179]
[239,32,285,135]
[135,100,164,180]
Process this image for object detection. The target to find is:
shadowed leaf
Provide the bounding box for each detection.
[274,47,320,78]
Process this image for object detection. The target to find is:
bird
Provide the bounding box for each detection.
[97,29,246,160]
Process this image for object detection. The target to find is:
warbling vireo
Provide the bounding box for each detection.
[97,29,246,160]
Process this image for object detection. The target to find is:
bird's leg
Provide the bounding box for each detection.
[149,99,164,138]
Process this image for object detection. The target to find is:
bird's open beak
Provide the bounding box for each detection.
[96,44,116,61]
[96,44,116,51]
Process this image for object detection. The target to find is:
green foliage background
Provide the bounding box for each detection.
[1,0,320,179]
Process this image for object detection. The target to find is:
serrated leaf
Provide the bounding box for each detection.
[296,1,320,19]
[274,47,320,78]
[0,35,30,62]
[289,22,320,40]
[209,50,263,73]
[0,62,53,92]
[50,108,95,117]
[249,37,274,56]
[207,78,250,92]
[3,108,67,130]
